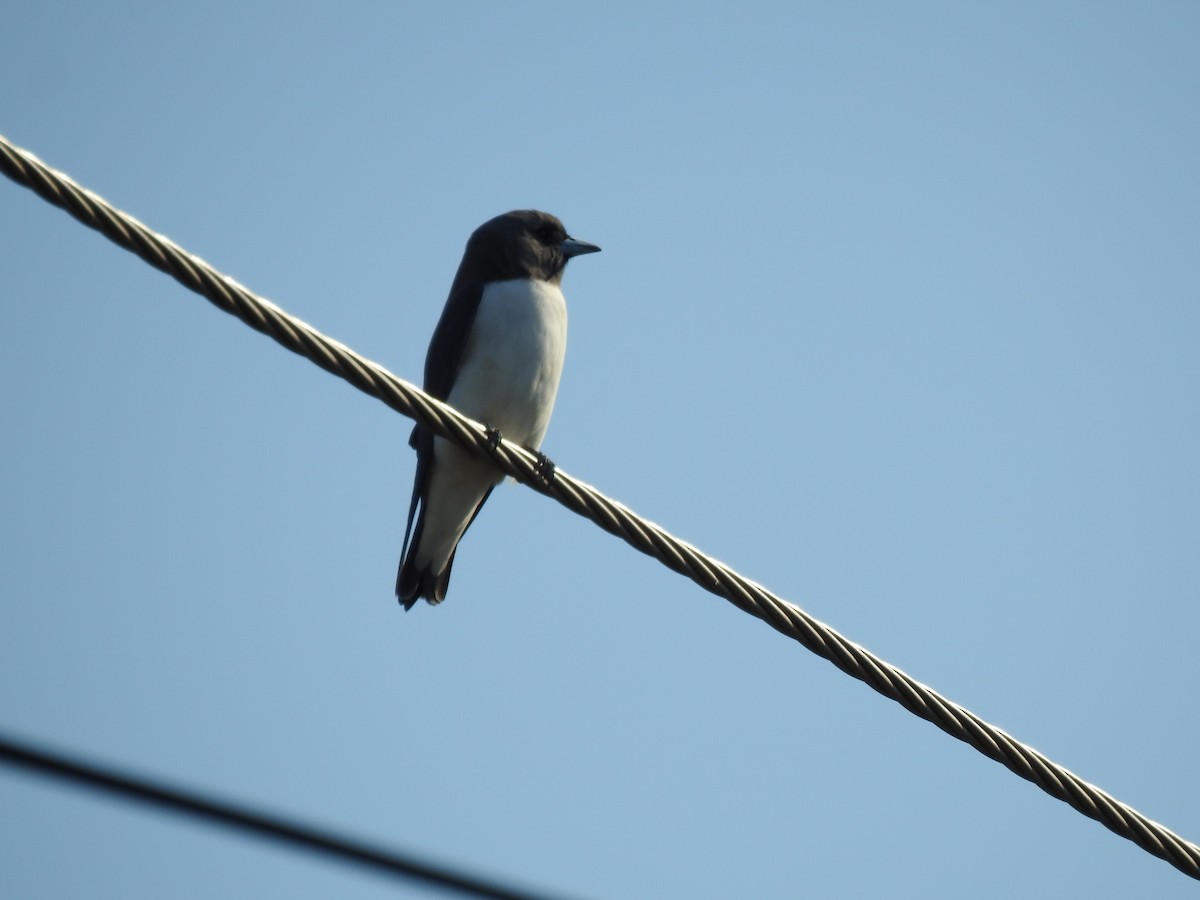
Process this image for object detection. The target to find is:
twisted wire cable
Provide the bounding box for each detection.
[2,132,1197,881]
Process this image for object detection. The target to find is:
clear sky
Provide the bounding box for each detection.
[2,3,1198,898]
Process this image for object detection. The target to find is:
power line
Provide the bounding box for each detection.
[1,132,1198,882]
[0,732,574,900]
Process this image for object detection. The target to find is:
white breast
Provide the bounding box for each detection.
[445,277,568,449]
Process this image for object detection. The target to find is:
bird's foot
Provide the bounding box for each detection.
[528,448,556,484]
[484,425,503,451]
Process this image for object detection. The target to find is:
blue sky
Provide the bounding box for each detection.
[2,3,1198,897]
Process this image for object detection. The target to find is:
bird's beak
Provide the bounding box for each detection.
[561,237,601,258]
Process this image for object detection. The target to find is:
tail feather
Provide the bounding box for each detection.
[395,428,496,610]
[397,426,436,609]
[395,475,460,609]
[396,550,454,610]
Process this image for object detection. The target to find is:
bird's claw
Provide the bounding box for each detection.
[483,428,552,482]
[529,449,556,483]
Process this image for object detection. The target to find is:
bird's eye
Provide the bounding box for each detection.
[535,223,559,243]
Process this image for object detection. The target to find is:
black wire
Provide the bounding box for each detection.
[0,731,575,900]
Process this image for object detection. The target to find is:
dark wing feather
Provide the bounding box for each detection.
[423,279,486,401]
[396,280,486,606]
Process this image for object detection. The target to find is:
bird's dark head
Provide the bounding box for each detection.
[464,210,600,285]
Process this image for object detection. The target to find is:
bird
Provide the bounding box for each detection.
[396,210,600,609]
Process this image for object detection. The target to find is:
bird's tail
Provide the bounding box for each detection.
[397,427,441,610]
[391,472,489,614]
[396,553,452,610]
[396,490,452,608]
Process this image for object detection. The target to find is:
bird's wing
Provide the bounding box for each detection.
[407,278,485,452]
[423,279,486,402]
[400,280,487,565]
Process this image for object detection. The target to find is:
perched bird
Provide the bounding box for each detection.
[396,210,600,609]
